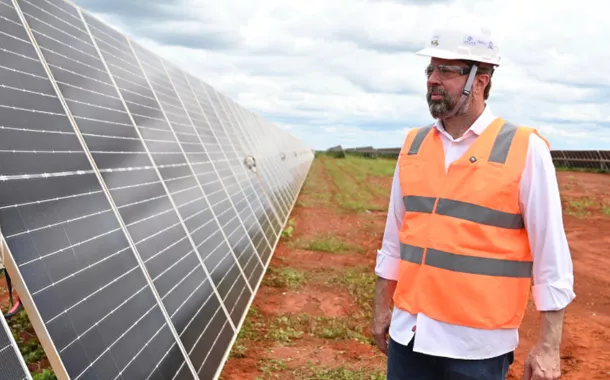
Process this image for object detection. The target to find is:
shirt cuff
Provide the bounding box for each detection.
[375,249,401,281]
[532,277,576,311]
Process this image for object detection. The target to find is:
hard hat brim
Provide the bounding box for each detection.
[416,48,500,66]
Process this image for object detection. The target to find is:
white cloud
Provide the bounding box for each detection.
[75,0,610,151]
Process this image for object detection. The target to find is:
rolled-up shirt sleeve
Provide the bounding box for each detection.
[375,161,405,281]
[520,134,576,311]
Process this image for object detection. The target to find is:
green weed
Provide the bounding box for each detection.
[266,313,368,344]
[327,266,377,318]
[564,196,608,217]
[32,370,57,380]
[292,364,386,380]
[298,233,365,254]
[262,267,308,289]
[281,218,297,239]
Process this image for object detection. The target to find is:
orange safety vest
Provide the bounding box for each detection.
[394,117,549,330]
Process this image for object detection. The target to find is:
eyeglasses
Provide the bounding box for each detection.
[425,64,471,80]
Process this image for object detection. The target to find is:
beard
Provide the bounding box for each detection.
[426,85,469,119]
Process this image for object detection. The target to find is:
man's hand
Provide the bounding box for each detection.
[371,303,392,355]
[522,343,561,380]
[522,309,565,380]
[371,277,397,355]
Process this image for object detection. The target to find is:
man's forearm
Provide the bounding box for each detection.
[537,308,565,349]
[374,277,397,315]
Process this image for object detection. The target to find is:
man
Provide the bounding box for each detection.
[371,21,575,380]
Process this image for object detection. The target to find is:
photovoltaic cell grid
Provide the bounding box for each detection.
[0,0,313,379]
[230,108,291,228]
[240,112,297,220]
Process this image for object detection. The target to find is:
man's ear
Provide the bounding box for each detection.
[475,73,490,96]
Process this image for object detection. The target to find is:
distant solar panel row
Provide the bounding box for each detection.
[550,150,610,171]
[0,0,313,379]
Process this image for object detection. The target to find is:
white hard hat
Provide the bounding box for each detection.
[416,22,501,66]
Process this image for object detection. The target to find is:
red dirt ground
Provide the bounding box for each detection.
[220,159,610,380]
[508,171,610,380]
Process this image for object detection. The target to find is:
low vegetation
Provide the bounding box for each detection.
[321,155,395,213]
[4,308,55,379]
[262,267,309,289]
[290,233,367,254]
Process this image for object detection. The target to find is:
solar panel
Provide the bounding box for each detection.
[224,98,285,234]
[253,116,297,214]
[234,110,292,221]
[218,95,284,235]
[0,0,313,379]
[200,87,279,264]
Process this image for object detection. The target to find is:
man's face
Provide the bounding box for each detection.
[425,58,471,119]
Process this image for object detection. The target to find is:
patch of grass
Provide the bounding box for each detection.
[311,316,368,343]
[564,196,607,217]
[266,313,369,344]
[292,363,386,380]
[293,155,392,212]
[257,358,289,379]
[297,159,332,207]
[336,157,395,199]
[322,158,382,213]
[32,370,57,380]
[281,218,296,239]
[569,197,597,208]
[339,154,396,177]
[296,233,366,254]
[327,266,377,318]
[267,315,306,343]
[230,307,264,358]
[9,310,47,363]
[363,159,397,178]
[262,267,308,289]
[323,159,370,212]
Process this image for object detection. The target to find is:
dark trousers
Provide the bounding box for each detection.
[387,337,514,379]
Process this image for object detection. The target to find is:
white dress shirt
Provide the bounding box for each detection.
[375,106,576,360]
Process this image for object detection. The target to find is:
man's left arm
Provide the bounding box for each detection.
[519,133,576,380]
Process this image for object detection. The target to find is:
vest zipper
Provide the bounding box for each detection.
[423,197,440,266]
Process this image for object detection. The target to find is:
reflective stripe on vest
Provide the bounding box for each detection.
[400,243,533,278]
[404,197,524,229]
[407,125,434,155]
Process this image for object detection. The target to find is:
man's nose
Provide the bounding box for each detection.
[427,68,442,86]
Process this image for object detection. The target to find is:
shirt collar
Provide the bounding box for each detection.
[434,105,496,142]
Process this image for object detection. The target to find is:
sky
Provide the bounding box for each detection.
[70,0,610,151]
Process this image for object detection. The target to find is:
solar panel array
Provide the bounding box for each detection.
[0,0,313,379]
[550,150,610,171]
